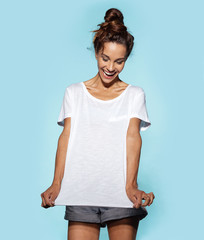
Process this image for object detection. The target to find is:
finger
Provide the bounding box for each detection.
[133,196,139,208]
[48,192,57,207]
[149,193,155,205]
[142,196,150,207]
[138,192,143,206]
[145,192,153,206]
[41,198,44,207]
[41,192,53,208]
[150,192,155,199]
[134,192,142,208]
[131,195,138,206]
[49,196,55,207]
[41,193,44,207]
[142,194,150,207]
[131,194,139,208]
[44,193,52,207]
[41,197,47,208]
[147,193,152,206]
[42,201,51,209]
[149,196,153,206]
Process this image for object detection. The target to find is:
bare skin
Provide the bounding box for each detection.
[107,217,140,240]
[126,117,155,208]
[82,76,129,101]
[67,217,140,240]
[67,221,100,240]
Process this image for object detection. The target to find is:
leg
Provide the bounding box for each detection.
[68,221,101,240]
[107,216,140,240]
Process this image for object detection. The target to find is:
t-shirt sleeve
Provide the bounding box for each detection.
[57,87,72,126]
[130,91,151,131]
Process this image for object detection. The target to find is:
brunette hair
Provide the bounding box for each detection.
[91,8,134,60]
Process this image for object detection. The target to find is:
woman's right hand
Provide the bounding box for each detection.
[41,183,61,208]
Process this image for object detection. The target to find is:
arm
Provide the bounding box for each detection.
[52,117,71,185]
[41,117,71,208]
[125,117,141,190]
[125,117,148,208]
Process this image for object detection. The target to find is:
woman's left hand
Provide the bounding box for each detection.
[126,185,155,208]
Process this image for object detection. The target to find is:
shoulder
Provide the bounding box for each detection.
[65,82,81,91]
[64,82,82,96]
[128,85,145,97]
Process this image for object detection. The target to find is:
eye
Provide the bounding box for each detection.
[102,57,108,62]
[117,61,123,65]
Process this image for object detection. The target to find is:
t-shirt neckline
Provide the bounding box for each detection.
[81,82,131,103]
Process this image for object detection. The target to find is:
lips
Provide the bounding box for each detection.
[102,69,116,78]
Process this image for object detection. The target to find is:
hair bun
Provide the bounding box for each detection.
[104,8,124,24]
[91,8,134,60]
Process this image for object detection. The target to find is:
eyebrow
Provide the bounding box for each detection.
[102,53,125,61]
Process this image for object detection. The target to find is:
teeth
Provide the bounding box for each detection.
[104,70,115,76]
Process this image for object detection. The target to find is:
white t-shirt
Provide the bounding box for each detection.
[54,81,151,208]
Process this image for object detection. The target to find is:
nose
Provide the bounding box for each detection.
[107,62,115,72]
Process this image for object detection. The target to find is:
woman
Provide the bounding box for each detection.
[41,8,155,240]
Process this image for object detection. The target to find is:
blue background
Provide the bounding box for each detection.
[1,0,203,239]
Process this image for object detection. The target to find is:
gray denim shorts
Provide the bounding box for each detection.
[64,205,148,228]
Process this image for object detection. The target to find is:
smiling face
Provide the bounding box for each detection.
[95,41,127,84]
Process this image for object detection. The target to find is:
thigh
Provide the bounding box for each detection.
[107,216,140,240]
[68,221,100,240]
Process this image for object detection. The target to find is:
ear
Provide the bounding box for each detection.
[95,51,98,60]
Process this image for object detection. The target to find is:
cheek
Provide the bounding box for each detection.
[118,64,125,72]
[97,60,105,68]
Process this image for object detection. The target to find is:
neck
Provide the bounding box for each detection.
[93,73,122,89]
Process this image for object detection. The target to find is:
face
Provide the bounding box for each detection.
[95,42,127,84]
